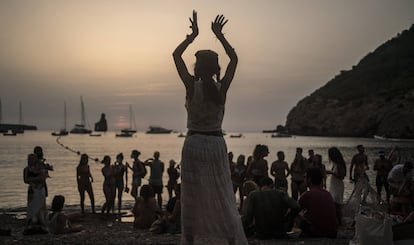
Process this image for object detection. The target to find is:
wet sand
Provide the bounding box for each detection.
[0,207,353,245]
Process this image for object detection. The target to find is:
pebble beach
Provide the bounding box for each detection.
[0,207,353,245]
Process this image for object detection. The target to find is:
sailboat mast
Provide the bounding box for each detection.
[19,101,23,124]
[64,101,67,130]
[129,104,132,130]
[80,96,86,126]
[0,98,2,124]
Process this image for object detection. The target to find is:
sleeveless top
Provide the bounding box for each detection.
[185,80,224,131]
[149,159,163,186]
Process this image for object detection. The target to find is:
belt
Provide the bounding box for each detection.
[187,130,223,137]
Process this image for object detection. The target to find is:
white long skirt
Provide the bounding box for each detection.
[329,175,344,204]
[27,185,47,228]
[181,134,248,245]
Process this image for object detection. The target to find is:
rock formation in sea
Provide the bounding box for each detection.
[94,113,108,132]
[286,24,414,139]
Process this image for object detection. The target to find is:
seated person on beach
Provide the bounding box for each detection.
[388,161,414,215]
[242,177,300,239]
[132,184,161,229]
[240,180,258,215]
[392,211,414,242]
[164,184,182,234]
[48,195,83,235]
[150,184,182,234]
[298,168,338,238]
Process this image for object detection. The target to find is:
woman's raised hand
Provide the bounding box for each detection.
[187,10,198,40]
[212,14,228,37]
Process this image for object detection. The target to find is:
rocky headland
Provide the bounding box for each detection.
[286,24,414,139]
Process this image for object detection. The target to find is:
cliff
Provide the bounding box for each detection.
[285,24,414,139]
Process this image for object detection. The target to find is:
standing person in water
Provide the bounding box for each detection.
[167,159,180,202]
[127,150,146,199]
[246,144,270,185]
[290,147,309,200]
[101,155,115,214]
[76,154,95,214]
[173,10,248,244]
[270,151,290,192]
[114,153,126,213]
[144,151,165,209]
[326,147,347,226]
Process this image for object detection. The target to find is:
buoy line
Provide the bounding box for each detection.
[55,136,101,163]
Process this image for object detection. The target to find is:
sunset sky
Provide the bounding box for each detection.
[1,0,413,132]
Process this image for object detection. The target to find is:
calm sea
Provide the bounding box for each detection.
[1,131,413,210]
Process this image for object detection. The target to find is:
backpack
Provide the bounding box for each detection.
[138,162,147,178]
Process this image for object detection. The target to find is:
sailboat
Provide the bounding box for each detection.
[70,96,92,134]
[51,102,69,136]
[2,101,24,135]
[0,99,37,134]
[0,98,7,133]
[121,104,137,134]
[116,104,136,137]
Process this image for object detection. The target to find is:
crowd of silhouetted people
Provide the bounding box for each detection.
[22,144,413,239]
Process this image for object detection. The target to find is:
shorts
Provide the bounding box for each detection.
[150,184,163,194]
[274,179,288,190]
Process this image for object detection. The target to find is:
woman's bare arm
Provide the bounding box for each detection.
[211,14,238,94]
[173,10,198,88]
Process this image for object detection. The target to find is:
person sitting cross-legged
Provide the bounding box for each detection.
[242,177,300,239]
[298,167,338,238]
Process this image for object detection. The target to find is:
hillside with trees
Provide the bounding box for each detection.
[285,24,414,139]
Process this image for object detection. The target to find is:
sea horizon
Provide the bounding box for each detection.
[1,131,413,210]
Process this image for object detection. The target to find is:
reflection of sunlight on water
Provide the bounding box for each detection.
[1,131,414,210]
[14,212,26,220]
[119,211,134,223]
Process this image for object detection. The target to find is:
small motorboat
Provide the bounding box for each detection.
[271,133,292,138]
[3,130,17,136]
[116,131,134,137]
[229,133,243,138]
[89,132,102,137]
[51,129,69,136]
[146,126,172,134]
